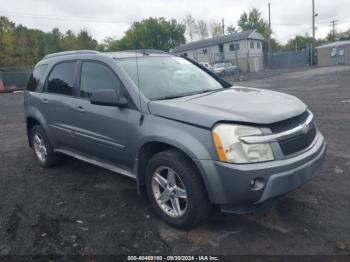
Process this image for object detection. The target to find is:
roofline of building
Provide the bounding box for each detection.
[316,40,350,49]
[172,29,263,53]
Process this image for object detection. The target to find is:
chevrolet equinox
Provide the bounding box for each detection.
[24,50,327,228]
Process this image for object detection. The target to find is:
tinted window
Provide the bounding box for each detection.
[80,62,122,98]
[47,62,76,95]
[27,64,48,91]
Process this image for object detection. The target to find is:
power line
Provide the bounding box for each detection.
[0,10,139,24]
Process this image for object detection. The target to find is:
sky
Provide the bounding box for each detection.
[1,0,350,44]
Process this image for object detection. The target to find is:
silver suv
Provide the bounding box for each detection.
[24,50,327,228]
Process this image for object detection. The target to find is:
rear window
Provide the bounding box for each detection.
[27,64,48,91]
[47,61,76,96]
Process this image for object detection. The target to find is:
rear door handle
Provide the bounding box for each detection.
[41,98,48,104]
[76,105,85,113]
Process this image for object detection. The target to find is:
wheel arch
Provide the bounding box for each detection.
[135,140,209,196]
[25,110,49,147]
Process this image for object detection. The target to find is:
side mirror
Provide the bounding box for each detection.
[90,89,128,108]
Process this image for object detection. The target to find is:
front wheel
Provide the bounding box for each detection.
[145,150,211,229]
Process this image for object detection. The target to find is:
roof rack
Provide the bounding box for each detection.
[117,49,168,55]
[43,50,99,59]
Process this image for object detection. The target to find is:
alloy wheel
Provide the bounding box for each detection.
[151,166,188,218]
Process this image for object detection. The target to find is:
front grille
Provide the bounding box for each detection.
[268,111,317,156]
[279,123,317,155]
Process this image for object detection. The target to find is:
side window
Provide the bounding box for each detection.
[27,64,48,91]
[80,62,122,98]
[47,61,76,96]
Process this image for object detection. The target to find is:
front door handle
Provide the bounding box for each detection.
[41,98,48,104]
[76,105,85,113]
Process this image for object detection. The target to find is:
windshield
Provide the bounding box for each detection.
[116,56,223,100]
[214,63,225,68]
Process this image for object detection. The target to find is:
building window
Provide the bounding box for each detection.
[250,41,255,49]
[257,42,261,49]
[202,49,208,54]
[235,43,240,51]
[229,44,235,51]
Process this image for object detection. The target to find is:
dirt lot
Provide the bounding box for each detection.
[0,66,349,256]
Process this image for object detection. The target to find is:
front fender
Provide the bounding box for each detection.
[132,114,218,201]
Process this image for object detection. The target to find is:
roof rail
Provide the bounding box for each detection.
[117,49,168,55]
[43,50,99,59]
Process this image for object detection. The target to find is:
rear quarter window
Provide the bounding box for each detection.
[27,64,48,92]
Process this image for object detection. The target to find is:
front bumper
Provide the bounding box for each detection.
[195,132,327,208]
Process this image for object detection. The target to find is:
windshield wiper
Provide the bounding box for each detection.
[156,88,229,100]
[156,94,187,100]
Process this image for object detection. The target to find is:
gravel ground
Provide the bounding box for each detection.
[0,66,349,256]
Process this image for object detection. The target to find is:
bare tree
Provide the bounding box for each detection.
[184,13,198,41]
[197,20,209,39]
[211,22,223,38]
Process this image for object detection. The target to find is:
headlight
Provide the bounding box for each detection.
[212,124,274,164]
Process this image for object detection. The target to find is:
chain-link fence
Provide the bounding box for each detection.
[0,67,32,91]
[264,49,311,69]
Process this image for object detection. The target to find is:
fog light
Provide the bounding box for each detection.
[250,177,265,191]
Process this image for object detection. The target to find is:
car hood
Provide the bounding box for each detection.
[148,86,307,128]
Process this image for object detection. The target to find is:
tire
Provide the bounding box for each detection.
[30,125,61,168]
[145,149,211,229]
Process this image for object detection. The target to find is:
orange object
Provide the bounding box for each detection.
[212,132,228,161]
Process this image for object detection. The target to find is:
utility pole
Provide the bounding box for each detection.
[330,20,337,41]
[222,18,225,35]
[268,3,272,68]
[311,0,316,65]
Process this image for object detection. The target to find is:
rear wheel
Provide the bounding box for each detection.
[145,150,211,229]
[30,125,61,168]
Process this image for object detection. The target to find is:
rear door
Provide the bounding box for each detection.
[40,61,79,150]
[70,60,131,166]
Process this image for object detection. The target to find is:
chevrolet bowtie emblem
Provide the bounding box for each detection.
[302,123,310,134]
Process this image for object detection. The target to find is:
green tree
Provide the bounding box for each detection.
[285,35,313,51]
[0,16,16,67]
[76,30,98,50]
[108,17,185,51]
[226,25,237,34]
[238,8,270,39]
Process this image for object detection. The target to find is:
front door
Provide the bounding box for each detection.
[71,61,131,167]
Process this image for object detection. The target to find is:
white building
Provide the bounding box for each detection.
[172,29,264,72]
